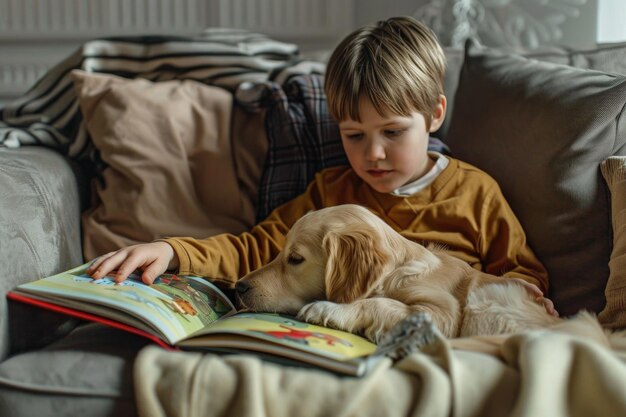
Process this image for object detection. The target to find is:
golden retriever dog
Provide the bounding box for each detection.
[235,204,561,343]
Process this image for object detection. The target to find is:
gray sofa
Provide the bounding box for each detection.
[1,37,626,416]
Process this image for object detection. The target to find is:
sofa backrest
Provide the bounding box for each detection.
[439,42,626,140]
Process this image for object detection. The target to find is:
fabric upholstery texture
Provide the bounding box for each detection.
[598,157,626,329]
[0,323,149,417]
[230,104,269,217]
[73,71,256,260]
[133,315,626,417]
[446,40,626,316]
[440,41,626,140]
[252,75,348,221]
[0,147,83,360]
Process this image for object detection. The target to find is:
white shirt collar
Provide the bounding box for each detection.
[391,152,449,196]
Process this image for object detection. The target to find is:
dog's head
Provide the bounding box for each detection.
[235,204,424,314]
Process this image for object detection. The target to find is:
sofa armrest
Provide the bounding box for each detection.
[0,147,84,359]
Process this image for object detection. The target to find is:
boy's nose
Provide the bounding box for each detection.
[366,141,386,161]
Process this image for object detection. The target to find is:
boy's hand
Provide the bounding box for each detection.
[86,241,178,284]
[510,278,559,318]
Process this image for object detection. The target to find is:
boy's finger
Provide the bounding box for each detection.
[544,298,558,317]
[91,252,126,279]
[114,259,142,283]
[141,261,165,285]
[512,278,542,297]
[90,263,112,280]
[535,296,558,317]
[87,252,115,276]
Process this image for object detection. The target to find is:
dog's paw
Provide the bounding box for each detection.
[297,301,372,340]
[364,327,386,345]
[364,322,398,344]
[297,301,340,327]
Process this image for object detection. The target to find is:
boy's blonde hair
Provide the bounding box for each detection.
[325,16,446,128]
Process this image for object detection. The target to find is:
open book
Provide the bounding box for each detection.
[8,263,381,376]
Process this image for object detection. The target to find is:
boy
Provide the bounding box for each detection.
[88,17,554,313]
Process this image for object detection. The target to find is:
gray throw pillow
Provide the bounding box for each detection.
[446,39,626,316]
[440,41,626,140]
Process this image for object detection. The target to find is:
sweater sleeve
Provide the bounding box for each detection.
[163,176,325,286]
[479,185,549,293]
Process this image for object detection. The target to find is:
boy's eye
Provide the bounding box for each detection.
[345,133,363,140]
[385,129,404,137]
[340,130,364,140]
[287,253,304,265]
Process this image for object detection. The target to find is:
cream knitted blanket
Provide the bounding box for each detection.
[134,314,626,417]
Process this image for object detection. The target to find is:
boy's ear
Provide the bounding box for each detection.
[428,95,447,133]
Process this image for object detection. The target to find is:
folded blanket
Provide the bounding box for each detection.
[0,29,324,167]
[134,314,626,417]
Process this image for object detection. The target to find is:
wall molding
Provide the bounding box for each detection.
[213,0,353,40]
[0,0,354,104]
[0,62,48,97]
[0,0,207,39]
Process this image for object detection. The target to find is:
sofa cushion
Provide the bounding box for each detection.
[440,46,567,139]
[72,71,257,260]
[0,323,147,417]
[0,147,83,359]
[445,40,626,316]
[231,104,269,218]
[598,157,626,329]
[440,41,626,141]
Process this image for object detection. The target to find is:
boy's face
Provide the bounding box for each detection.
[338,96,446,193]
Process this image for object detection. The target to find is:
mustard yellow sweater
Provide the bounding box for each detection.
[165,157,548,292]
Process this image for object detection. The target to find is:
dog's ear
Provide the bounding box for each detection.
[322,226,389,303]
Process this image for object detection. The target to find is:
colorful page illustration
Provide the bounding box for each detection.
[16,263,237,344]
[195,313,377,360]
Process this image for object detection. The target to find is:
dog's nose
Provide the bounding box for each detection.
[235,280,251,294]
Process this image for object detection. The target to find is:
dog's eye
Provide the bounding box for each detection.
[287,254,304,265]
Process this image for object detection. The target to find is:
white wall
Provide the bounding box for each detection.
[597,0,626,43]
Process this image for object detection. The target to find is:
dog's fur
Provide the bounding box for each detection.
[235,204,561,343]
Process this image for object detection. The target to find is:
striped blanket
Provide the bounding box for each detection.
[0,29,324,165]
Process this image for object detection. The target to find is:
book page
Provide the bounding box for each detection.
[186,312,377,361]
[15,263,237,344]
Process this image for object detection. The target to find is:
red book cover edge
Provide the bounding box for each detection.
[6,291,178,351]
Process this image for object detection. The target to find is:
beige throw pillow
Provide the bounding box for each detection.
[599,157,626,329]
[72,71,256,260]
